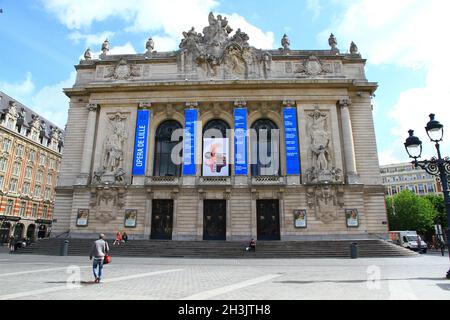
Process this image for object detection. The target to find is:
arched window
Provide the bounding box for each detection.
[153,120,183,177]
[251,119,280,176]
[202,119,230,176]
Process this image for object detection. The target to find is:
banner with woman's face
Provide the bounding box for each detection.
[203,138,229,176]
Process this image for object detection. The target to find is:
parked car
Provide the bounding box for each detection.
[389,231,427,253]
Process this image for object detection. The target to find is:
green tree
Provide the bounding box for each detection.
[424,194,447,229]
[387,190,436,234]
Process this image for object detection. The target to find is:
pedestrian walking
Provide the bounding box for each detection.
[8,236,15,254]
[89,234,110,283]
[113,232,122,245]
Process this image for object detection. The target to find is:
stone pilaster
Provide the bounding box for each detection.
[338,99,359,184]
[76,103,98,185]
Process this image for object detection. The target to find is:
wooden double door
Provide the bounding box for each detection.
[203,200,226,241]
[151,200,174,240]
[256,200,280,241]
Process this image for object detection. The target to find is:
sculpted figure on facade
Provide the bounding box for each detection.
[84,48,92,60]
[102,113,128,176]
[281,34,290,50]
[350,41,359,55]
[306,107,342,184]
[308,108,330,170]
[146,37,154,54]
[179,12,259,79]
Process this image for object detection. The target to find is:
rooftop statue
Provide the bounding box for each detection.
[350,41,359,54]
[179,12,253,78]
[328,33,339,53]
[146,37,154,53]
[281,34,290,50]
[84,48,92,60]
[102,39,110,55]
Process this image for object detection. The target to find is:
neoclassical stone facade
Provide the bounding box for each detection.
[54,13,388,241]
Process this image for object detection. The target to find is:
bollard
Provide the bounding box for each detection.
[60,240,69,256]
[350,242,358,259]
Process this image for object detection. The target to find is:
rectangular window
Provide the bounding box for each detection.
[34,185,41,197]
[25,167,32,179]
[19,201,26,216]
[42,206,48,219]
[9,179,17,192]
[44,187,50,199]
[22,182,30,195]
[418,184,425,195]
[29,150,36,162]
[427,184,435,193]
[36,171,43,183]
[0,175,4,189]
[15,145,24,157]
[49,159,56,170]
[31,204,38,218]
[2,138,12,152]
[39,154,46,166]
[0,158,7,172]
[12,162,20,176]
[47,173,53,185]
[6,199,14,215]
[7,118,15,130]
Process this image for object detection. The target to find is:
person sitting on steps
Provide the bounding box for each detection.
[244,238,256,253]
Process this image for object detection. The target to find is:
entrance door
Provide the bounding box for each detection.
[26,224,36,240]
[0,222,11,244]
[203,200,226,241]
[151,200,174,240]
[256,200,280,241]
[14,223,24,240]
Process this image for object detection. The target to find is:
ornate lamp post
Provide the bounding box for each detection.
[404,114,450,279]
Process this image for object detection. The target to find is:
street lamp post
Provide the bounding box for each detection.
[404,114,450,279]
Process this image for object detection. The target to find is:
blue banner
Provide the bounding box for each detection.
[183,109,198,175]
[283,107,300,175]
[234,108,248,175]
[132,110,150,175]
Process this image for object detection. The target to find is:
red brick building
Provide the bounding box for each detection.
[0,91,63,244]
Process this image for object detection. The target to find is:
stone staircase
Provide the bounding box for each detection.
[15,238,417,259]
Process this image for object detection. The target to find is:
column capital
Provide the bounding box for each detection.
[234,100,247,107]
[338,98,352,108]
[282,100,296,107]
[138,102,152,109]
[86,103,98,112]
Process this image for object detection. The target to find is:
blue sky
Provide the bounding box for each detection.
[0,0,448,165]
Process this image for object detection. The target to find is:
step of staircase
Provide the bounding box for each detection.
[15,238,418,259]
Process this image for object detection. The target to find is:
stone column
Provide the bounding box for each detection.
[144,189,153,239]
[338,99,359,184]
[197,190,205,241]
[76,103,98,185]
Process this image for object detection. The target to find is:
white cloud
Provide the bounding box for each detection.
[68,31,115,48]
[0,73,35,101]
[150,36,179,52]
[307,0,322,20]
[378,150,401,166]
[221,13,274,49]
[41,0,274,50]
[31,72,76,128]
[322,0,450,162]
[0,72,75,128]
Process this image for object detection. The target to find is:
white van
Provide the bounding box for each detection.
[389,231,427,253]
